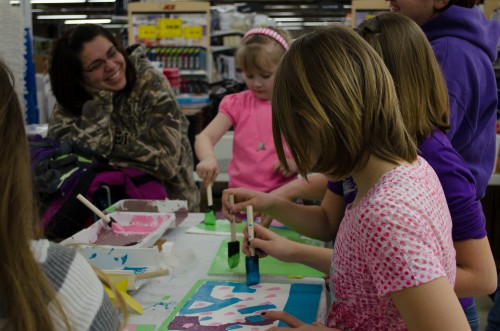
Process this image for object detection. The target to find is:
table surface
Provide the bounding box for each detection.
[124,213,327,330]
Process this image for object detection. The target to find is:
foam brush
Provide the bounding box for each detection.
[204,183,216,227]
[77,193,123,231]
[227,194,240,269]
[245,205,260,285]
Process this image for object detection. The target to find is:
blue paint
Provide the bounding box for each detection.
[246,315,266,322]
[120,254,128,265]
[180,281,249,315]
[89,253,97,259]
[280,283,322,326]
[199,316,212,321]
[238,304,276,314]
[226,325,243,330]
[123,266,147,273]
[107,248,115,255]
[146,301,176,311]
[113,257,119,262]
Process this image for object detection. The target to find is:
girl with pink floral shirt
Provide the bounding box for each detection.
[232,24,470,330]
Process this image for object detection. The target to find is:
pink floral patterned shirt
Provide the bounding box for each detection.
[327,157,456,330]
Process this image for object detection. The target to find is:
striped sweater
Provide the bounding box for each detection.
[0,240,120,330]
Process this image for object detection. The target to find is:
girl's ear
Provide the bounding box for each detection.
[434,0,450,10]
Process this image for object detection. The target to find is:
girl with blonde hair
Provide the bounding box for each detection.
[195,26,297,192]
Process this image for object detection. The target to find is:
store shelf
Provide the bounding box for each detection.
[211,45,238,53]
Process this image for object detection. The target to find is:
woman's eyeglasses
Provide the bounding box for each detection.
[82,46,119,73]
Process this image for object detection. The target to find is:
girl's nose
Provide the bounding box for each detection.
[103,58,118,71]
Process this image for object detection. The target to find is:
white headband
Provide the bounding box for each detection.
[242,27,289,51]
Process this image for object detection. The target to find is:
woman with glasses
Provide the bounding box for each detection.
[48,24,200,212]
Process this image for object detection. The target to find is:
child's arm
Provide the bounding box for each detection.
[194,113,232,186]
[390,277,470,330]
[454,237,497,297]
[268,174,328,202]
[242,223,332,274]
[221,187,344,241]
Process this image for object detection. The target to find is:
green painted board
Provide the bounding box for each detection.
[192,219,325,246]
[208,237,324,278]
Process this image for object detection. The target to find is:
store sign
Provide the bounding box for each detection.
[158,18,183,38]
[183,26,203,39]
[138,25,158,39]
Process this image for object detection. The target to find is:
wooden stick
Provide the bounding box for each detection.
[207,183,213,207]
[76,194,112,224]
[229,194,236,242]
[135,269,169,281]
[246,205,255,256]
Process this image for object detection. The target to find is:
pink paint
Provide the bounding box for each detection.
[223,294,234,298]
[111,214,163,235]
[234,304,247,308]
[182,323,194,328]
[264,294,277,298]
[244,297,254,301]
[200,311,213,315]
[266,287,281,291]
[224,312,235,315]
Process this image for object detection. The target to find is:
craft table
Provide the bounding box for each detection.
[123,212,328,331]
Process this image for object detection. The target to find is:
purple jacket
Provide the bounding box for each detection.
[328,130,487,311]
[422,5,500,199]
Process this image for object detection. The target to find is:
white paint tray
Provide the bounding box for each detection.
[61,212,174,248]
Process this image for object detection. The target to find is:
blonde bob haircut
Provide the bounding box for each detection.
[356,13,449,141]
[272,24,417,179]
[236,26,292,73]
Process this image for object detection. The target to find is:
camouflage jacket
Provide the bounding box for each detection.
[48,44,200,211]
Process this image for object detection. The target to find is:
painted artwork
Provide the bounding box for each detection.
[163,280,323,330]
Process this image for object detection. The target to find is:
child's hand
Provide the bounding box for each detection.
[221,188,274,222]
[273,159,298,178]
[243,223,296,262]
[196,158,218,186]
[262,311,336,330]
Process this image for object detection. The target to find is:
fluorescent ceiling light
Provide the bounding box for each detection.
[273,17,303,22]
[32,0,86,3]
[65,18,111,24]
[303,22,329,27]
[103,24,128,28]
[88,0,116,2]
[276,22,304,27]
[38,14,88,19]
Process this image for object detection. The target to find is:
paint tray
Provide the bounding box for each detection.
[77,244,171,290]
[61,212,174,248]
[105,199,188,227]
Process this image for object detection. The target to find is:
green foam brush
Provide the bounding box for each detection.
[204,183,216,227]
[227,194,240,269]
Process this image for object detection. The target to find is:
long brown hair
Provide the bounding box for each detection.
[272,25,417,179]
[0,58,71,330]
[356,13,449,142]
